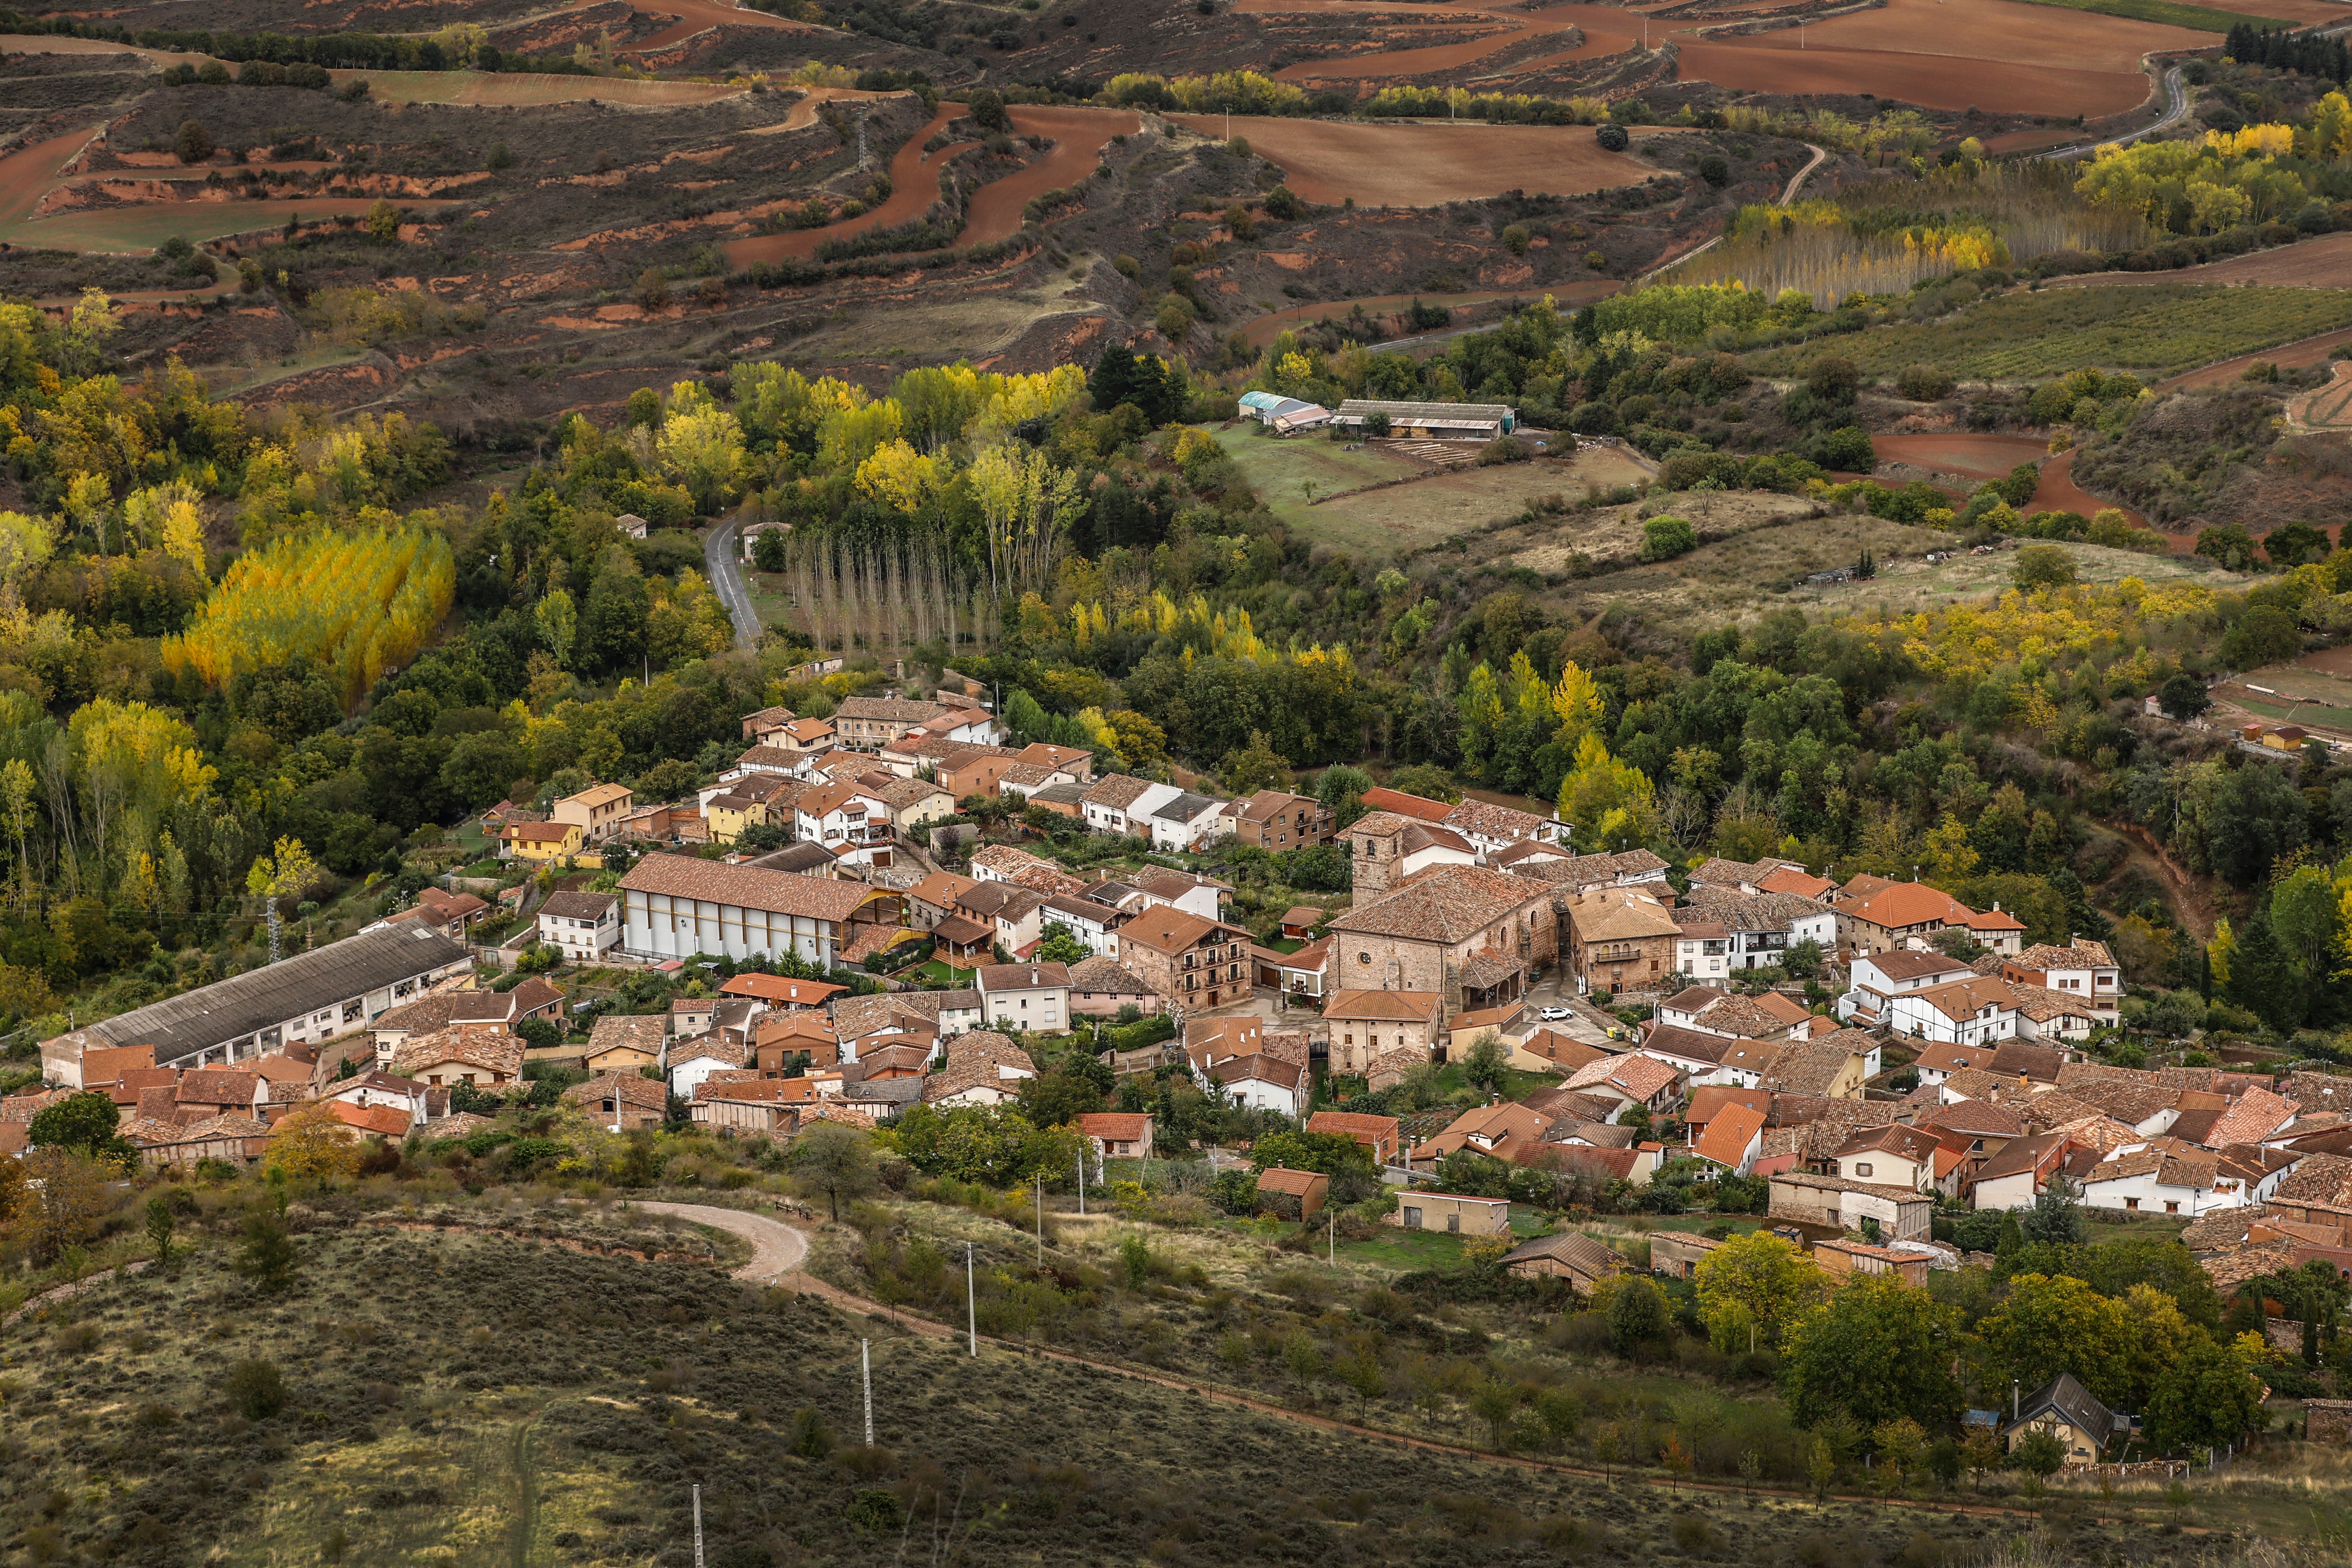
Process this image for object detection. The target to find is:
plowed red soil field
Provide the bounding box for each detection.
[0,125,102,236]
[962,105,1141,246]
[1732,0,2202,70]
[1875,432,2049,483]
[625,0,825,50]
[1267,0,1636,81]
[2049,231,2352,292]
[1876,433,2160,541]
[1167,113,1649,205]
[723,105,968,266]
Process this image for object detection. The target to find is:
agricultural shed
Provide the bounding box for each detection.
[1237,391,1332,432]
[1331,399,1514,438]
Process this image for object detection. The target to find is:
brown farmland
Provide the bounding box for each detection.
[1167,114,1651,205]
[723,105,968,266]
[964,105,1141,246]
[2050,231,2352,292]
[1674,0,2192,117]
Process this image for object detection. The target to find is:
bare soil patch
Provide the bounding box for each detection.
[722,104,963,266]
[964,105,1141,247]
[1675,38,2157,115]
[2051,231,2352,294]
[1167,114,1650,205]
[1873,430,2049,483]
[1734,0,2204,71]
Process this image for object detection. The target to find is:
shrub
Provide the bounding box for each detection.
[1501,223,1530,256]
[1641,515,1698,561]
[2012,544,2078,589]
[1894,363,1955,402]
[1477,435,1531,465]
[1584,249,1608,271]
[227,1359,287,1420]
[967,89,1009,131]
[1697,154,1730,187]
[1811,426,1875,471]
[1263,185,1306,221]
[1595,123,1630,152]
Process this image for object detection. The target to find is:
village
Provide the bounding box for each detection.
[9,672,2351,1489]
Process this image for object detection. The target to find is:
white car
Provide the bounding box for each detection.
[1538,1006,1571,1022]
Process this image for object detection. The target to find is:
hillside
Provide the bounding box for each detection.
[0,1201,2256,1567]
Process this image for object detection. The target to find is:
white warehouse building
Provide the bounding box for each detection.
[618,853,905,966]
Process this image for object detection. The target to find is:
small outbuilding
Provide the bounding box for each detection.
[1330,399,1515,439]
[1498,1230,1626,1291]
[1255,1165,1329,1220]
[1390,1190,1512,1237]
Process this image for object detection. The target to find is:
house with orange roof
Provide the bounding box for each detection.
[1308,1109,1403,1164]
[1563,1052,1681,1123]
[1076,1111,1154,1160]
[1322,988,1443,1074]
[1841,881,1982,956]
[719,973,846,1010]
[325,1099,414,1139]
[1689,1101,1767,1175]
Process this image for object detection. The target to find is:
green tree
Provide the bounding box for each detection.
[2012,1427,2066,1477]
[1251,1129,1373,1176]
[1316,764,1374,828]
[2012,545,2077,590]
[144,1194,179,1270]
[2157,671,2210,721]
[1218,730,1293,796]
[1694,1232,1826,1352]
[1975,1272,2134,1407]
[788,1122,879,1220]
[1036,922,1091,964]
[2143,1339,2266,1455]
[236,1203,300,1293]
[2018,1175,2088,1247]
[1606,1276,1673,1359]
[1459,1032,1507,1093]
[1015,1068,1104,1130]
[1781,1274,1963,1430]
[27,1091,126,1161]
[175,119,212,163]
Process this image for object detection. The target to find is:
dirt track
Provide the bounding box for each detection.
[963,105,1141,246]
[640,1199,2095,1528]
[723,104,968,267]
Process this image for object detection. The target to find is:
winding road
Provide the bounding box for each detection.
[636,1200,2113,1522]
[703,514,762,651]
[2036,62,2188,161]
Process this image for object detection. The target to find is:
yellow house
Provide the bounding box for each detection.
[503,820,584,865]
[583,1014,668,1075]
[704,790,766,846]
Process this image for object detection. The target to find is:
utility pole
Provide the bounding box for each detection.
[1327,1206,1334,1266]
[691,1485,704,1568]
[1035,1174,1044,1266]
[1076,1149,1085,1214]
[965,1241,976,1356]
[861,1339,874,1447]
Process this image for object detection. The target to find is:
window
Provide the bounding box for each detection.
[1855,1162,1874,1177]
[2124,1197,2140,1211]
[1359,952,1371,964]
[2164,1201,2179,1213]
[1446,1213,1461,1234]
[1403,1206,1423,1229]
